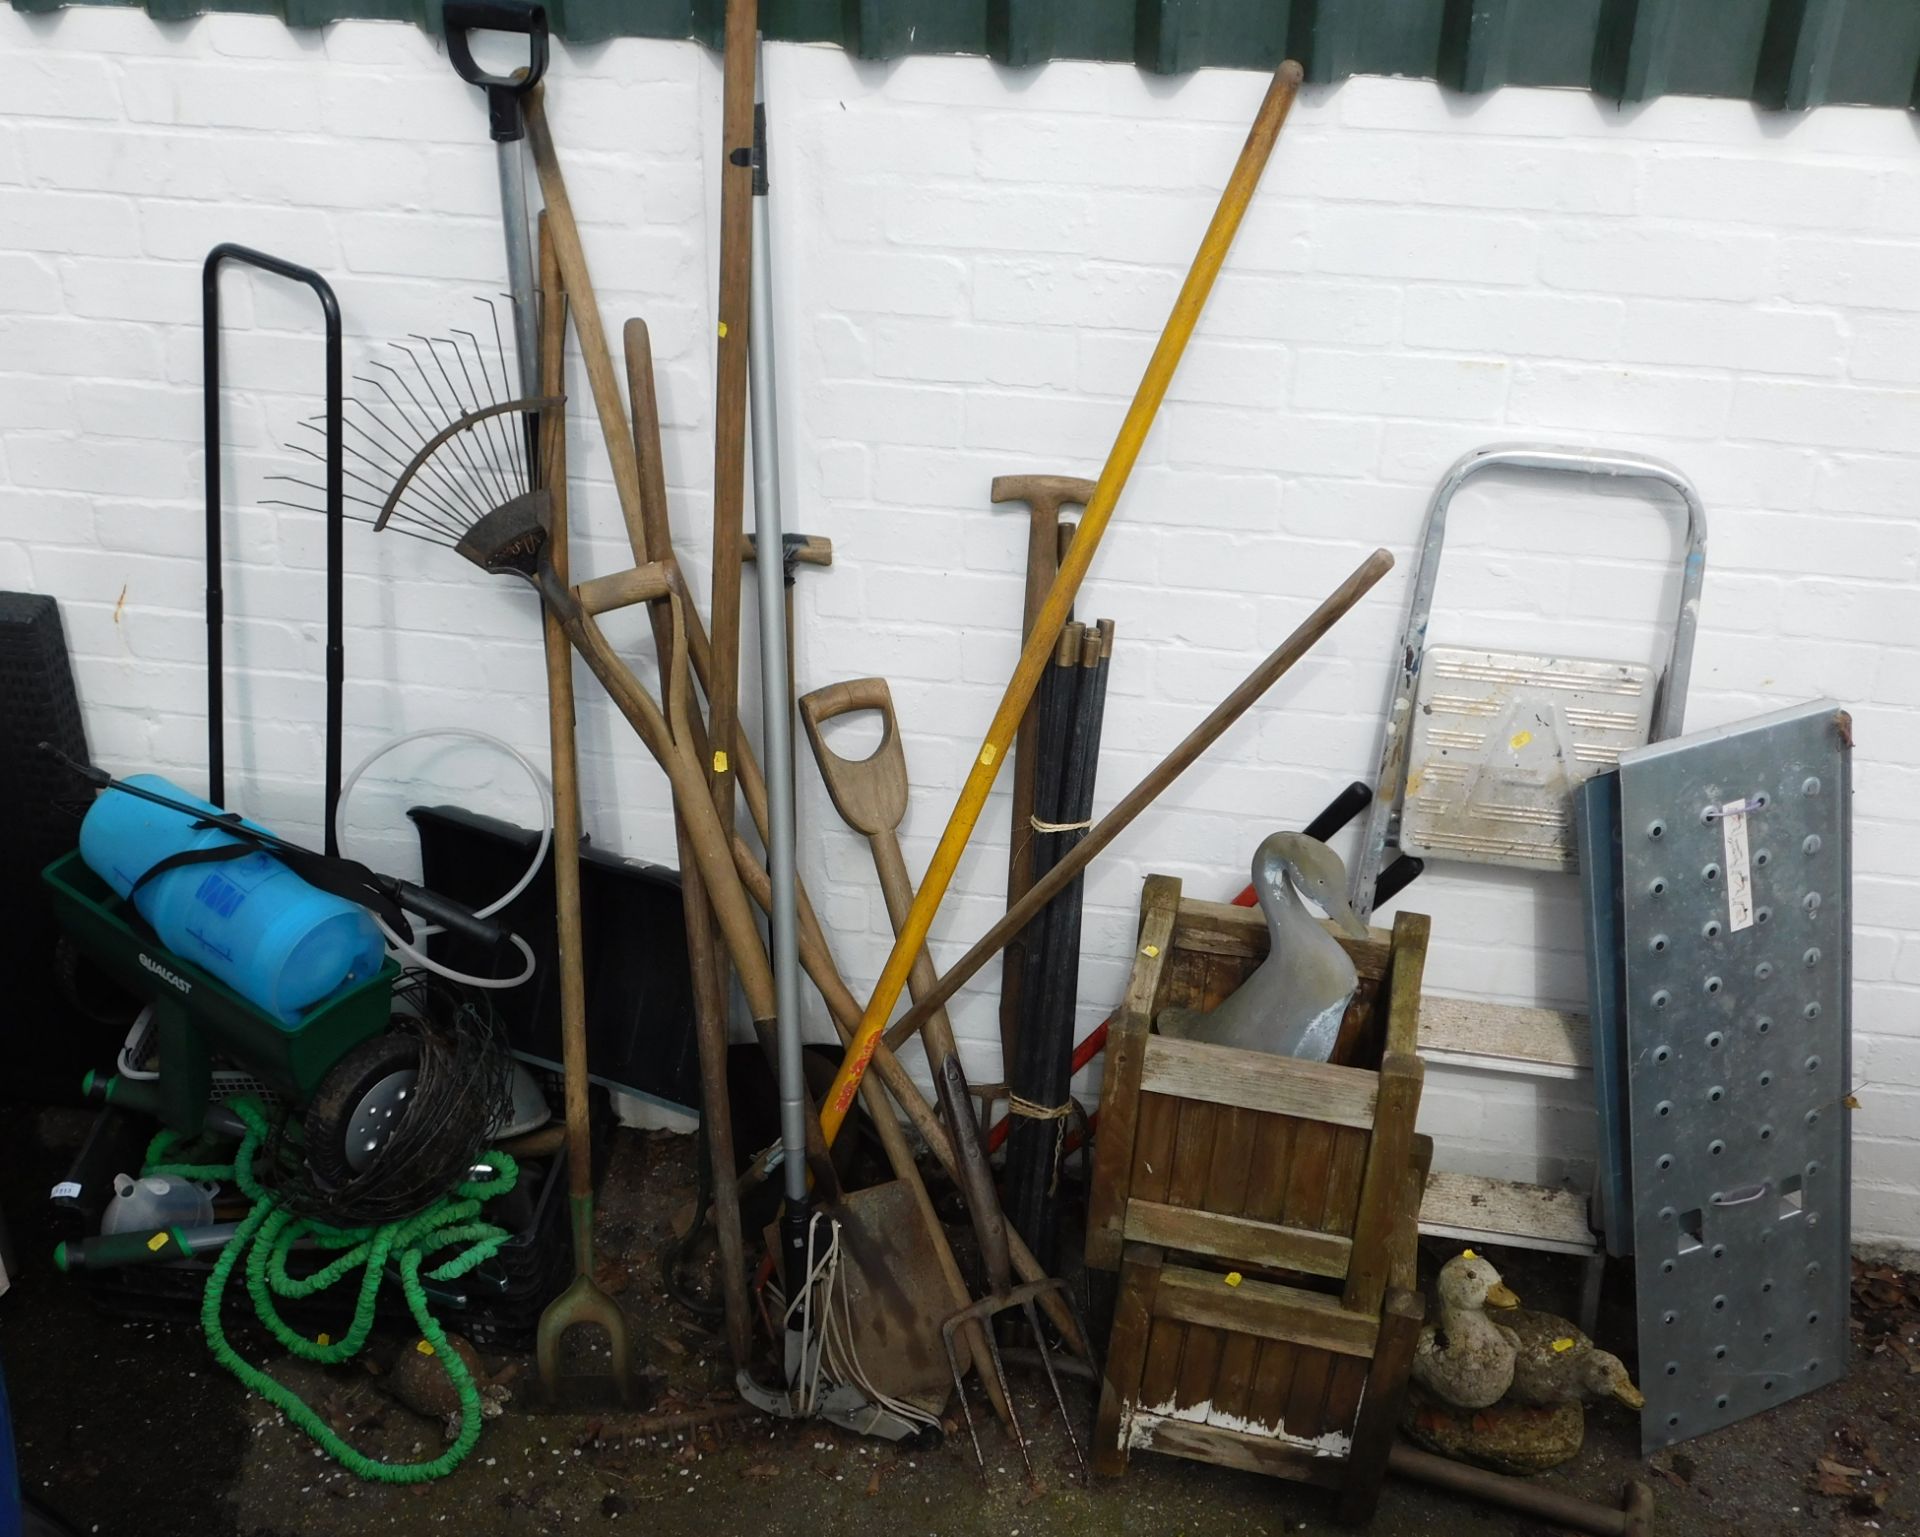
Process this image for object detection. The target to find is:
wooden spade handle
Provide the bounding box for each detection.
[524,88,645,560]
[798,678,908,840]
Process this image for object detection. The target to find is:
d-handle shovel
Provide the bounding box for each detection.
[443,1,549,397]
[800,676,1015,1429]
[530,223,635,1410]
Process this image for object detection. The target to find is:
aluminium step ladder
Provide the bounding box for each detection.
[1356,445,1708,1327]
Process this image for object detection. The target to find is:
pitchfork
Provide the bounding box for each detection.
[932,1053,1088,1485]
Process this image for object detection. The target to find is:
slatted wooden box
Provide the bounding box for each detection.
[1086,874,1430,1525]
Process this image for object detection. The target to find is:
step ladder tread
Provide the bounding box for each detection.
[1419,1170,1600,1257]
[1419,995,1591,1079]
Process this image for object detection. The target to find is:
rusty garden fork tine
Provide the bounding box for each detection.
[941,1317,989,1486]
[1029,1285,1089,1481]
[976,1306,1034,1483]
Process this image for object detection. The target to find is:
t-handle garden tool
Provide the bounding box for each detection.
[443,1,548,396]
[932,1052,1088,1485]
[530,225,635,1407]
[991,473,1095,1074]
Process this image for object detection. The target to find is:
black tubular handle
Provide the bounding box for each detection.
[443,2,548,143]
[1373,854,1425,909]
[203,243,342,855]
[1297,780,1427,909]
[1303,781,1372,843]
[391,879,507,949]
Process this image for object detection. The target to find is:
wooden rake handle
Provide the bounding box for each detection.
[882,546,1395,1054]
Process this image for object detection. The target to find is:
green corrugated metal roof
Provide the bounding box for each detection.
[11,0,1920,107]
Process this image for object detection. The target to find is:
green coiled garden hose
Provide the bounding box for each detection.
[144,1098,518,1483]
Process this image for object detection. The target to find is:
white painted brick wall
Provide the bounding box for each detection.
[4,8,1918,1252]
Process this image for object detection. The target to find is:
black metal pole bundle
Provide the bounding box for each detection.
[1010,621,1081,1061]
[1006,617,1112,1273]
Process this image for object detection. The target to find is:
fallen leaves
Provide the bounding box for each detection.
[1852,1259,1920,1401]
[1853,1260,1920,1317]
[1650,1451,1694,1493]
[864,1467,883,1498]
[1809,1423,1892,1516]
[740,1462,781,1482]
[1812,1456,1867,1497]
[1889,1334,1920,1375]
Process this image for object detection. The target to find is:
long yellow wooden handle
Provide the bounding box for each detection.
[819,59,1306,1142]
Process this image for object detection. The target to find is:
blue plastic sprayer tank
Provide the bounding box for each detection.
[78,774,383,1025]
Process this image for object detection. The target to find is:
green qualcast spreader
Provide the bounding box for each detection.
[44,848,398,1137]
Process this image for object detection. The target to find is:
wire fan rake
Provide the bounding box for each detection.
[265,296,564,582]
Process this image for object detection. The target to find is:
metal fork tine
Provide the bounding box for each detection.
[941,1319,988,1486]
[1031,1287,1089,1481]
[982,1310,1033,1483]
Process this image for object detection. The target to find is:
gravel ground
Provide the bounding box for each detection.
[4,1108,1913,1537]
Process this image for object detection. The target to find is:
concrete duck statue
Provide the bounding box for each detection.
[1403,1253,1641,1475]
[1156,831,1369,1060]
[1504,1311,1645,1412]
[1411,1251,1522,1411]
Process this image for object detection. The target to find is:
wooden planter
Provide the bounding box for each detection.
[1086,874,1431,1525]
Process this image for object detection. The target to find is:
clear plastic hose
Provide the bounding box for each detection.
[334,728,551,990]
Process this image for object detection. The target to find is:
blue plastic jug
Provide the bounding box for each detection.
[78,774,386,1026]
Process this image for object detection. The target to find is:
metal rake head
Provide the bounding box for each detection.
[263,295,564,580]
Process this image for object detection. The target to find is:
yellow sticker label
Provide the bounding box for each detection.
[416,1340,436,1356]
[147,1232,170,1252]
[1461,1249,1476,1260]
[1509,730,1533,752]
[712,750,730,774]
[1224,1272,1243,1288]
[1142,944,1160,958]
[1552,1338,1575,1353]
[717,321,729,338]
[318,1333,331,1347]
[980,744,997,766]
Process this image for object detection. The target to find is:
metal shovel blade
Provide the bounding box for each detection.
[534,1195,641,1410]
[769,1180,956,1418]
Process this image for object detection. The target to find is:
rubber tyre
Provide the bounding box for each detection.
[303,1030,421,1192]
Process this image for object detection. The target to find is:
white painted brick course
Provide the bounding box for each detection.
[1782,236,1920,311]
[1542,223,1777,300]
[4,10,1920,1252]
[1313,206,1539,284]
[1404,288,1624,361]
[1621,300,1846,377]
